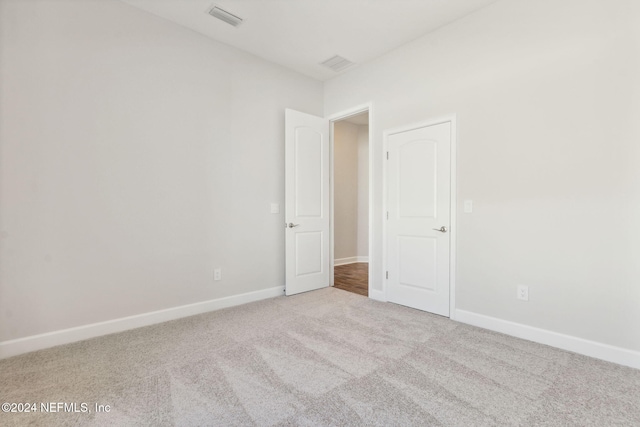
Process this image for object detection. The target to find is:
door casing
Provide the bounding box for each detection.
[382,114,457,319]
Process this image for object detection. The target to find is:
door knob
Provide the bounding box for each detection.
[432,226,448,233]
[287,223,300,228]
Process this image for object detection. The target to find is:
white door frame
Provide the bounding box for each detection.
[382,114,457,319]
[327,103,374,294]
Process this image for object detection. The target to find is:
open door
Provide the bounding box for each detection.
[285,109,330,295]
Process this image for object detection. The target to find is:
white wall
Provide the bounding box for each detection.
[325,0,640,353]
[0,0,323,342]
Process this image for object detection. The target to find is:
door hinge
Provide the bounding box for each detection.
[386,151,389,160]
[386,211,389,220]
[386,271,389,279]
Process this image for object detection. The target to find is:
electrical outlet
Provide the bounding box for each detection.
[214,268,222,281]
[517,285,529,301]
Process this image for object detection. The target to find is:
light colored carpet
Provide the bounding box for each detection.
[1,287,639,426]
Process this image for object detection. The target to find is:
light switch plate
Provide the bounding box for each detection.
[270,203,280,214]
[464,200,473,213]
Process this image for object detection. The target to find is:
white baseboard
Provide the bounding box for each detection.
[455,309,640,370]
[369,289,386,302]
[0,286,285,360]
[334,256,369,266]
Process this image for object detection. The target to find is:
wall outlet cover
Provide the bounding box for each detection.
[517,284,529,301]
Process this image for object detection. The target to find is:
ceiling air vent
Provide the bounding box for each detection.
[208,5,244,27]
[320,55,355,72]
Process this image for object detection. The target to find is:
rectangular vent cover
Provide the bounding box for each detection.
[208,6,243,27]
[320,55,355,72]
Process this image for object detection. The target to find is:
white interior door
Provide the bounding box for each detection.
[386,121,451,316]
[285,109,330,296]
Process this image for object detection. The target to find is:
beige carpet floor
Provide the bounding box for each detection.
[1,287,639,426]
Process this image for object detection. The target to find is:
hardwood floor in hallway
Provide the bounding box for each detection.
[334,263,368,297]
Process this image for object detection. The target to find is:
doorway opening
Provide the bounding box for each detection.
[331,110,370,297]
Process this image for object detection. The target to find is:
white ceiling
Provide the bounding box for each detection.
[342,112,369,126]
[120,0,499,81]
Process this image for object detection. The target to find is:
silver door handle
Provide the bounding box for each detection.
[433,226,448,233]
[287,223,300,228]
